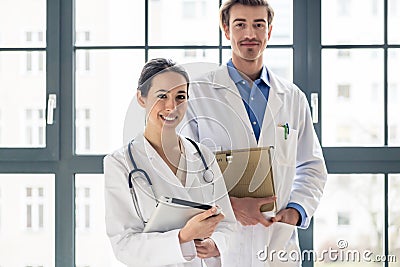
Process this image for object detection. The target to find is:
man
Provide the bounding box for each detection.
[180,0,327,266]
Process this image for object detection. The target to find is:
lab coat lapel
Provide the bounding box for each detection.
[139,135,185,192]
[212,66,254,134]
[181,137,204,190]
[259,71,284,146]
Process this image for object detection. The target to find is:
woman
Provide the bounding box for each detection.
[104,58,236,267]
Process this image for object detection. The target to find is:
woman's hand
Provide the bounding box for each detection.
[178,207,224,243]
[195,238,220,258]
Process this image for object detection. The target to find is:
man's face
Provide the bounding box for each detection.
[224,4,272,63]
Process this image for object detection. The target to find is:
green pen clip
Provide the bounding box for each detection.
[279,123,290,140]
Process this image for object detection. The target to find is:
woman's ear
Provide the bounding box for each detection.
[137,90,146,108]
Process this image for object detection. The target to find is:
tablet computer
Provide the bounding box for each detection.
[143,196,215,233]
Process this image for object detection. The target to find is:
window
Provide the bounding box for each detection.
[337,84,351,99]
[182,1,196,19]
[337,0,351,16]
[337,49,351,58]
[0,187,2,230]
[25,32,44,72]
[25,187,45,230]
[76,31,91,72]
[371,0,378,16]
[75,187,91,230]
[25,109,45,147]
[1,1,399,267]
[0,109,2,145]
[76,108,92,152]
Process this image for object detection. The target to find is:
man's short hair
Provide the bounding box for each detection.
[219,0,274,32]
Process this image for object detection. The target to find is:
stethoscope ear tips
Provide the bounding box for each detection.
[203,169,214,183]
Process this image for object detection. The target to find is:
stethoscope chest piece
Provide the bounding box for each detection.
[203,169,214,183]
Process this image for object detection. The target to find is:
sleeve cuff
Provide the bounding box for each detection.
[286,202,307,227]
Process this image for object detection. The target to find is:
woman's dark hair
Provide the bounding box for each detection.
[137,58,189,97]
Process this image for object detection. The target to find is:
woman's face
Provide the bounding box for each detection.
[137,71,188,132]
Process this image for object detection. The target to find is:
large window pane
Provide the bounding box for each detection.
[0,174,54,267]
[149,0,219,45]
[222,48,293,82]
[75,0,144,46]
[75,50,144,154]
[314,174,384,266]
[322,49,384,146]
[148,49,219,64]
[268,0,293,45]
[322,0,383,45]
[75,174,124,267]
[389,174,400,266]
[0,0,46,48]
[0,52,46,148]
[388,0,400,44]
[389,49,400,146]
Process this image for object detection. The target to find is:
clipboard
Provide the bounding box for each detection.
[216,147,276,212]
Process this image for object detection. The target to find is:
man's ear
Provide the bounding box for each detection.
[267,24,273,41]
[137,90,146,108]
[223,23,230,40]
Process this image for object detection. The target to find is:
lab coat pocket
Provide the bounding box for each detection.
[275,127,298,166]
[268,222,296,251]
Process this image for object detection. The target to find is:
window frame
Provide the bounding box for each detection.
[0,0,60,161]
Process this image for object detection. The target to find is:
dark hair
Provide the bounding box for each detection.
[219,0,274,31]
[137,58,189,97]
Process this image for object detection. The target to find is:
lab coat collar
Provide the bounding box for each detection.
[210,66,284,145]
[130,133,204,190]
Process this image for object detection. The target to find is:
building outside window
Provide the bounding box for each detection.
[75,187,91,230]
[25,109,45,147]
[76,31,91,72]
[25,187,45,230]
[76,108,92,152]
[25,32,44,72]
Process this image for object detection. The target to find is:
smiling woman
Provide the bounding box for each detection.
[103,58,236,267]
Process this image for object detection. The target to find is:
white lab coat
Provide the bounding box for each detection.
[179,65,328,266]
[104,133,237,267]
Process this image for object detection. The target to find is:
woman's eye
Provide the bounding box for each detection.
[157,94,167,99]
[177,95,187,100]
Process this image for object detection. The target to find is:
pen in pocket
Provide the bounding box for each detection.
[278,123,290,140]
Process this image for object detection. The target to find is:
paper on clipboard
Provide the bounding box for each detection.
[216,147,276,212]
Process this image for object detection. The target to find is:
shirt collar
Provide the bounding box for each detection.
[226,59,270,87]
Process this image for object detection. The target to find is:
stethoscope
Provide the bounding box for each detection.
[127,137,214,224]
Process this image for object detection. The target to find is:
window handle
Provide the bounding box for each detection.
[46,94,57,125]
[311,93,319,124]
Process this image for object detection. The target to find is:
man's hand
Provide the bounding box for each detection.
[194,238,220,258]
[272,208,300,226]
[230,196,276,227]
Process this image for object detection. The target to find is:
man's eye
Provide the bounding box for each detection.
[255,23,265,28]
[157,94,167,99]
[235,23,245,28]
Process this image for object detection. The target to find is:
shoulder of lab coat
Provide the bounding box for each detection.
[103,135,198,266]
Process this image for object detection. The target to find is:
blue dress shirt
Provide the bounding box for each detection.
[226,59,307,227]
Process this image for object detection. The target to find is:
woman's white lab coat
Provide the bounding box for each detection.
[180,66,328,267]
[104,134,236,267]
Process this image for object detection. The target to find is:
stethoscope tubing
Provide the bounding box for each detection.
[127,137,214,224]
